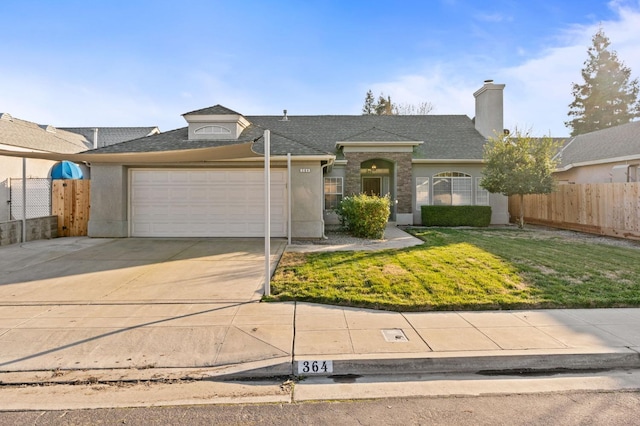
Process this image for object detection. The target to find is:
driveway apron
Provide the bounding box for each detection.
[0,237,292,374]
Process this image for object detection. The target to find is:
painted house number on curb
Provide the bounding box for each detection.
[298,360,333,374]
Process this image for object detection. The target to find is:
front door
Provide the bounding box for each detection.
[362,177,381,196]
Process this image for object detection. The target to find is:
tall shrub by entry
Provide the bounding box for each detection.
[336,194,390,239]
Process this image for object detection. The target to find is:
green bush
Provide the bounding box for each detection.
[421,205,492,227]
[336,194,391,239]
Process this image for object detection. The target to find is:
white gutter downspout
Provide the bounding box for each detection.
[287,153,292,245]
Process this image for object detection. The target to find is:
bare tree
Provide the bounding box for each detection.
[362,91,435,115]
[392,101,435,115]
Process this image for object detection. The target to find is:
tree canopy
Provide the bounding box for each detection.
[566,28,640,136]
[480,129,560,228]
[362,90,434,115]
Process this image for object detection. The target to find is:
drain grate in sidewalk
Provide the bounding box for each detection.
[381,329,408,342]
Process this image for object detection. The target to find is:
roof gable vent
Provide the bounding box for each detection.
[194,125,232,135]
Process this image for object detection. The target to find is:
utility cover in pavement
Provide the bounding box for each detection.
[381,329,408,342]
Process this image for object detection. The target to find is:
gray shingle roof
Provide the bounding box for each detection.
[557,121,640,169]
[60,127,159,149]
[341,127,419,142]
[248,115,487,159]
[0,114,90,153]
[182,105,242,116]
[89,109,488,160]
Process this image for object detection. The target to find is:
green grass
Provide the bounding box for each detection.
[267,227,640,311]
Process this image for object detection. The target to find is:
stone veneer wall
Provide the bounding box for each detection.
[343,152,413,215]
[0,216,58,246]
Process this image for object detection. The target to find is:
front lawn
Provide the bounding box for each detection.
[267,228,640,311]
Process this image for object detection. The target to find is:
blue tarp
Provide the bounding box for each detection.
[51,161,83,179]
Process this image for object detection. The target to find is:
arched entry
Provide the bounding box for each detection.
[360,158,395,219]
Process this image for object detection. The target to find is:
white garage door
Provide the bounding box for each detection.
[130,169,287,237]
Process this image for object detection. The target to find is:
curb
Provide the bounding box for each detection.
[294,348,640,377]
[2,350,640,386]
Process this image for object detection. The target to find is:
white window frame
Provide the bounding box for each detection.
[475,177,490,205]
[416,177,429,210]
[432,171,473,206]
[324,177,343,210]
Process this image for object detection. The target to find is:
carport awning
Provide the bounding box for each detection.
[0,142,259,163]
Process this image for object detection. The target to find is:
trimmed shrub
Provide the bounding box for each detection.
[336,194,391,239]
[421,205,492,227]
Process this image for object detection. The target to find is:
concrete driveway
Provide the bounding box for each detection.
[0,237,287,304]
[0,237,292,376]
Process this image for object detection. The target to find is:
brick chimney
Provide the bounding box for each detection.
[473,80,505,139]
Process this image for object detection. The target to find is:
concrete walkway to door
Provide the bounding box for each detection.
[0,237,291,377]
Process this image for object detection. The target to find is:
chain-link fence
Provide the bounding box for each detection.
[9,178,52,220]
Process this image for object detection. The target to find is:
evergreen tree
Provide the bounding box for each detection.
[566,28,640,136]
[362,90,376,115]
[480,129,560,228]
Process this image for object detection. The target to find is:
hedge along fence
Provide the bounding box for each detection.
[336,194,391,239]
[421,205,492,227]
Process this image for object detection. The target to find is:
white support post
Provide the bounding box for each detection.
[264,130,271,297]
[22,157,27,243]
[287,153,292,245]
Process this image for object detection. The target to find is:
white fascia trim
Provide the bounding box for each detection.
[239,154,336,162]
[555,154,640,172]
[0,144,48,153]
[412,159,484,164]
[336,141,423,148]
[269,155,335,162]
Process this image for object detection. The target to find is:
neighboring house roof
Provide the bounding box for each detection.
[556,121,640,170]
[91,110,487,160]
[0,113,90,154]
[60,127,160,149]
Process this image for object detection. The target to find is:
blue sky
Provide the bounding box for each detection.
[2,0,640,136]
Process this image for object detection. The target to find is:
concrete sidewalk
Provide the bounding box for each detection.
[1,228,640,386]
[292,303,640,377]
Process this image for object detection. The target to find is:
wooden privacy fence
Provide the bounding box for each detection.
[52,179,90,237]
[508,182,640,240]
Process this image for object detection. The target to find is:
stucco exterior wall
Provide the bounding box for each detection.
[489,192,509,224]
[290,160,324,238]
[555,161,640,184]
[88,164,128,237]
[88,162,325,239]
